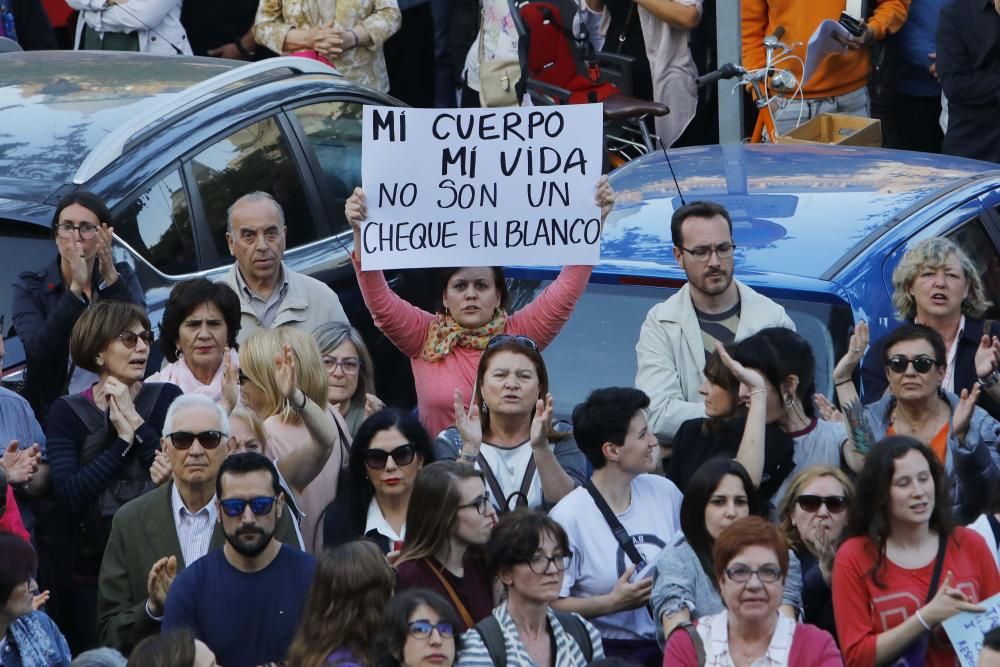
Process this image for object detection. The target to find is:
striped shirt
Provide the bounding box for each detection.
[0,386,46,456]
[171,483,217,567]
[456,602,604,667]
[695,300,740,362]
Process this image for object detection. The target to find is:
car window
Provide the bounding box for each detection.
[289,101,362,234]
[114,169,197,276]
[1,224,55,378]
[506,279,853,420]
[190,116,317,268]
[946,220,1000,320]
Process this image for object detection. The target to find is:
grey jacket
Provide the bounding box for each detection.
[865,391,1000,522]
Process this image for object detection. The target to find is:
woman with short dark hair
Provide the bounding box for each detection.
[374,589,461,667]
[457,510,604,666]
[12,190,144,422]
[147,279,241,410]
[0,533,72,666]
[128,628,217,667]
[833,436,1000,667]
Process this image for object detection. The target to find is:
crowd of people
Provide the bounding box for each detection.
[3,0,999,157]
[2,176,1000,667]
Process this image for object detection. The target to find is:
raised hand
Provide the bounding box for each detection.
[530,393,555,450]
[453,390,482,454]
[64,237,90,296]
[974,335,1000,379]
[94,223,119,286]
[274,343,299,401]
[1,440,40,485]
[716,342,767,393]
[146,556,178,617]
[595,175,615,224]
[954,385,981,444]
[833,321,869,384]
[149,448,172,486]
[221,349,239,414]
[813,393,844,423]
[364,393,386,418]
[345,187,368,230]
[921,571,986,626]
[31,589,50,611]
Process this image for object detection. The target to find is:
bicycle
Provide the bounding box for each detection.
[695,27,804,143]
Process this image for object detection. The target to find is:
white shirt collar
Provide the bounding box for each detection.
[364,497,404,543]
[170,482,217,521]
[698,610,795,666]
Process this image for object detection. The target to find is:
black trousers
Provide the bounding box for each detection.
[385,2,436,108]
[886,92,944,154]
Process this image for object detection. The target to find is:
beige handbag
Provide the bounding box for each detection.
[477,12,521,107]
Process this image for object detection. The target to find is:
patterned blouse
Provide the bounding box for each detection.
[254,0,401,92]
[456,602,604,667]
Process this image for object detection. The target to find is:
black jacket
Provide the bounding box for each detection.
[11,256,144,425]
[937,0,1000,163]
[10,0,56,50]
[860,317,1000,420]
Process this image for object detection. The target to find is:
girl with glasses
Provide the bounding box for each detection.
[375,589,461,667]
[664,517,842,666]
[776,465,853,641]
[46,302,182,650]
[287,540,396,667]
[833,436,1000,667]
[323,409,434,554]
[312,322,385,440]
[652,459,802,648]
[436,337,586,513]
[834,322,1000,522]
[396,462,498,634]
[343,179,614,438]
[238,328,344,555]
[457,510,603,667]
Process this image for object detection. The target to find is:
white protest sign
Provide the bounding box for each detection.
[360,104,604,270]
[943,591,1000,667]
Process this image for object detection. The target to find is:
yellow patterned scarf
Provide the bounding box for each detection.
[421,310,508,362]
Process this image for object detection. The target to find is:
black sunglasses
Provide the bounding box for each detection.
[220,496,276,517]
[118,330,154,349]
[487,335,538,351]
[363,444,417,470]
[167,431,226,450]
[886,355,939,374]
[795,494,848,514]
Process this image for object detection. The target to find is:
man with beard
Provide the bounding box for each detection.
[162,452,315,667]
[635,201,795,443]
[97,395,301,654]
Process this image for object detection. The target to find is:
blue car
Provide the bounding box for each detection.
[504,143,1000,417]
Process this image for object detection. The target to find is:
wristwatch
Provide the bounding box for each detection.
[234,39,256,59]
[978,370,1000,389]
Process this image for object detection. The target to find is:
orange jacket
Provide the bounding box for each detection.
[741,0,910,98]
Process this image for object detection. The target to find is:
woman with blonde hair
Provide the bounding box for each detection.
[287,540,396,667]
[861,236,1000,419]
[239,327,344,554]
[777,465,854,640]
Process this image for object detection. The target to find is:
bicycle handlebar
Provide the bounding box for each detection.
[695,63,744,87]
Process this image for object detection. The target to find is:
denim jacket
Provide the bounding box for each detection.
[865,391,1000,522]
[0,612,72,667]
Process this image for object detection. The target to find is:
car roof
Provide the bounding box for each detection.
[603,143,999,282]
[0,52,342,200]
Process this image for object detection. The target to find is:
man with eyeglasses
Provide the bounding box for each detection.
[218,191,349,344]
[13,192,144,425]
[636,201,795,443]
[96,395,300,655]
[162,451,316,667]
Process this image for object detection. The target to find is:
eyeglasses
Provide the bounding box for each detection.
[363,444,417,470]
[167,430,226,450]
[886,355,940,374]
[408,620,455,640]
[487,335,538,351]
[457,492,492,515]
[678,242,736,262]
[795,494,848,514]
[220,496,277,517]
[117,330,154,349]
[56,222,100,240]
[525,552,572,574]
[323,356,361,375]
[724,565,784,584]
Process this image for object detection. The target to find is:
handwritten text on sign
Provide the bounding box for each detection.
[360,104,603,270]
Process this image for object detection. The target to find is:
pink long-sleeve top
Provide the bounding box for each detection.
[354,258,592,437]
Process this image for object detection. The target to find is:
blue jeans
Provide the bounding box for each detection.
[771,86,871,136]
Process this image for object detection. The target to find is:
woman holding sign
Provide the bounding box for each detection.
[344,178,613,437]
[832,435,1000,667]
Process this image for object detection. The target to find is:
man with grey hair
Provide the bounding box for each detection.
[218,191,349,343]
[95,393,299,654]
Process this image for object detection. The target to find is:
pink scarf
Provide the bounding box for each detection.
[146,348,239,401]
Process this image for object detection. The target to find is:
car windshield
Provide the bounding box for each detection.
[0,53,237,184]
[0,223,54,376]
[507,279,855,422]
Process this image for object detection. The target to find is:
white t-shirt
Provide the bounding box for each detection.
[479,441,544,510]
[550,474,684,641]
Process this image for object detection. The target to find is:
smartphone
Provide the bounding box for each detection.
[839,12,865,37]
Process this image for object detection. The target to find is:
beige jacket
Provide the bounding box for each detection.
[218,263,350,344]
[635,279,795,442]
[254,0,401,92]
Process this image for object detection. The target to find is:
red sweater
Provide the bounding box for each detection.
[663,619,843,666]
[354,259,591,437]
[0,486,31,543]
[832,528,1000,667]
